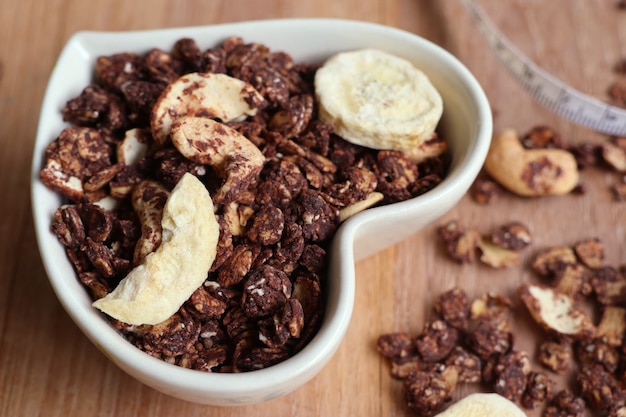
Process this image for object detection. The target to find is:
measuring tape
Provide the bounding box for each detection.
[462,0,626,136]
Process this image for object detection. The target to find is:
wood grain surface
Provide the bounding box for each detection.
[1,1,625,416]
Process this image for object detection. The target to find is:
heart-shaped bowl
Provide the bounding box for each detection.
[31,18,492,406]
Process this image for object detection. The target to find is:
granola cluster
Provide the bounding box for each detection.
[40,37,449,372]
[378,288,553,416]
[525,238,626,416]
[429,231,626,415]
[437,220,531,268]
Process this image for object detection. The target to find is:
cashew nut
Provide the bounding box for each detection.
[117,128,150,166]
[484,129,579,196]
[131,180,170,265]
[338,191,384,222]
[404,134,448,164]
[170,116,265,204]
[151,72,266,145]
[518,283,596,338]
[93,173,219,325]
[39,158,84,202]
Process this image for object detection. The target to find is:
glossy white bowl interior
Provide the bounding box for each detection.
[31,18,492,405]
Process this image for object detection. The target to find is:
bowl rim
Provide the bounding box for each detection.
[31,17,492,402]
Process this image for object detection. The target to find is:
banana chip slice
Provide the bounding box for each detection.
[315,49,443,153]
[434,393,526,417]
[93,173,219,325]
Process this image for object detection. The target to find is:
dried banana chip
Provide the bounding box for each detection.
[93,173,219,325]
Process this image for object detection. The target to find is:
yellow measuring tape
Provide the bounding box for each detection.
[462,0,626,136]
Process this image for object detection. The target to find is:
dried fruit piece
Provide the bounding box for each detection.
[92,173,219,325]
[151,72,265,145]
[483,129,579,196]
[518,284,596,339]
[431,393,526,417]
[315,49,443,157]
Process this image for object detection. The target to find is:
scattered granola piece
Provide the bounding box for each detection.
[552,263,590,299]
[377,332,417,359]
[477,237,520,268]
[574,237,605,269]
[444,346,482,383]
[434,288,471,331]
[531,246,578,278]
[470,173,502,205]
[492,351,531,402]
[404,366,458,416]
[613,177,626,200]
[437,220,480,263]
[537,339,571,373]
[571,142,602,169]
[467,319,513,359]
[574,339,620,373]
[520,125,566,150]
[597,306,626,347]
[609,79,626,108]
[490,222,531,251]
[521,371,553,410]
[591,266,626,305]
[543,389,585,417]
[577,364,626,411]
[416,320,459,362]
[601,137,626,171]
[391,355,425,380]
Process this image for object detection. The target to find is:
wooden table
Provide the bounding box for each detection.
[2,0,625,416]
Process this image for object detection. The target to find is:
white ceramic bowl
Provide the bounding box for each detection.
[31,19,492,406]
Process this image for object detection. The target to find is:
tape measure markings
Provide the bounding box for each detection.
[462,0,626,136]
